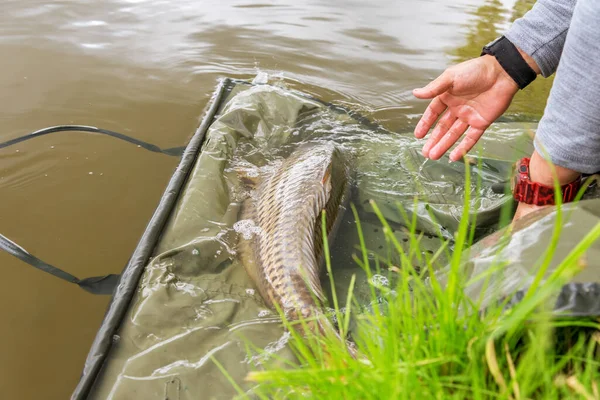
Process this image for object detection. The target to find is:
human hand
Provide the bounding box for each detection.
[412,55,520,161]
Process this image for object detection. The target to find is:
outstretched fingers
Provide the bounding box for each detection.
[427,119,469,160]
[414,96,447,139]
[449,127,485,161]
[422,110,457,157]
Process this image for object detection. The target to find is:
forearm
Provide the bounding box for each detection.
[533,0,600,177]
[504,0,577,78]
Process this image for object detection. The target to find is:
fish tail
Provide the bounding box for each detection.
[316,318,360,363]
[291,310,359,364]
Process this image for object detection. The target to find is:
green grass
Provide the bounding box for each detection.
[216,159,600,400]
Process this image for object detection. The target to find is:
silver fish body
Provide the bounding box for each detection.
[237,141,351,336]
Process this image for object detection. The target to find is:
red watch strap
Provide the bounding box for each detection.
[513,158,581,205]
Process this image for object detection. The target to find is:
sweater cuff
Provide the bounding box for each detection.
[505,29,565,78]
[504,0,575,77]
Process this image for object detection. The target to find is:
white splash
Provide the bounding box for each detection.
[233,219,262,240]
[252,71,269,85]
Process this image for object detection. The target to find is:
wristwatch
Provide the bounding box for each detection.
[481,36,537,89]
[511,157,581,206]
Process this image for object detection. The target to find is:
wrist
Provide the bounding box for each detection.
[515,47,541,75]
[529,150,580,187]
[481,36,538,89]
[512,154,582,206]
[484,54,520,91]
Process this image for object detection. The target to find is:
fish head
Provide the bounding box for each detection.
[308,142,348,201]
[300,142,342,199]
[283,140,349,208]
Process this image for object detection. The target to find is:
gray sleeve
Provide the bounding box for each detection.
[534,0,600,174]
[504,0,576,77]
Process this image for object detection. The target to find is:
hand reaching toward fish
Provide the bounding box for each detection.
[412,55,524,162]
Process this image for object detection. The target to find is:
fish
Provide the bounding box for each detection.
[236,141,354,356]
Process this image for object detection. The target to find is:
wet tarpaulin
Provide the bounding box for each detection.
[71,77,598,400]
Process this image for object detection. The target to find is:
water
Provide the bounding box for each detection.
[0,0,545,398]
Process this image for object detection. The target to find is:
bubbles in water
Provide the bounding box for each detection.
[15,150,19,153]
[192,249,199,256]
[245,288,255,295]
[50,146,55,149]
[258,309,270,317]
[233,219,262,240]
[89,172,93,175]
[370,274,389,287]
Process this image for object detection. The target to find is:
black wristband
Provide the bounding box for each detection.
[481,36,537,89]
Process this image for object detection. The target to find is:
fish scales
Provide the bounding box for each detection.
[237,141,350,335]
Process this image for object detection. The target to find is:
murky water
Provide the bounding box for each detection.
[0,0,545,398]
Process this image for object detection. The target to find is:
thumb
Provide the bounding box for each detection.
[413,71,453,99]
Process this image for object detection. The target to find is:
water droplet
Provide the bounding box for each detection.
[246,288,255,295]
[192,249,199,256]
[418,159,427,174]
